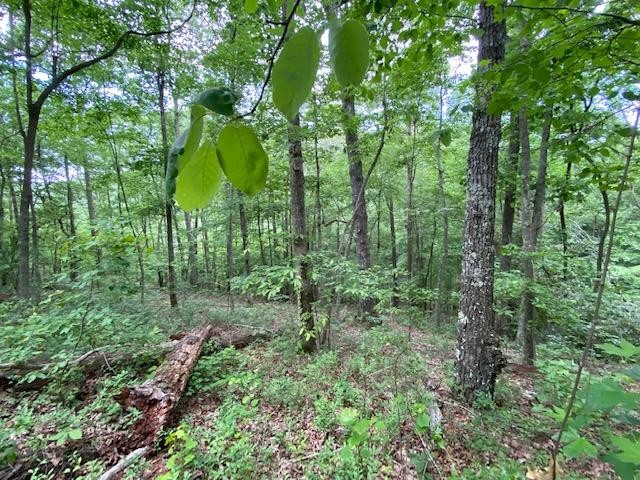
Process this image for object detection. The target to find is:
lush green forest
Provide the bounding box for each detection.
[0,0,639,478]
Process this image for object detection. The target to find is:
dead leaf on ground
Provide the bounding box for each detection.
[526,457,563,480]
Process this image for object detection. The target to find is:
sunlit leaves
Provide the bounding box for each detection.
[175,141,222,212]
[165,105,207,199]
[329,19,369,88]
[272,27,320,121]
[216,123,268,195]
[194,87,238,116]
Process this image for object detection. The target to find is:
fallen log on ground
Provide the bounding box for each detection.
[116,325,214,448]
[0,341,179,390]
[116,324,281,449]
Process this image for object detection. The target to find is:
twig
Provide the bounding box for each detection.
[98,446,150,480]
[227,323,275,333]
[238,0,302,118]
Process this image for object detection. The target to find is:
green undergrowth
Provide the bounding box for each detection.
[1,292,638,479]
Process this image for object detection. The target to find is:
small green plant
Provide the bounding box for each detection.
[158,425,198,480]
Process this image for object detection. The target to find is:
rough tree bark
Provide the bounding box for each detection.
[454,0,507,403]
[288,114,317,352]
[342,92,375,317]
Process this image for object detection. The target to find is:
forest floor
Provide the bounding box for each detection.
[0,290,626,479]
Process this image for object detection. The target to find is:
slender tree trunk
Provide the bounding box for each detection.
[314,122,322,249]
[226,184,235,292]
[257,207,266,265]
[238,195,250,275]
[288,114,317,352]
[454,1,507,403]
[0,166,5,287]
[406,122,417,277]
[63,155,78,281]
[157,69,177,307]
[83,165,101,268]
[518,106,536,365]
[386,194,398,307]
[559,162,572,280]
[342,93,375,317]
[29,194,41,301]
[184,212,199,286]
[201,213,211,278]
[532,108,552,244]
[496,112,520,334]
[594,190,610,291]
[435,85,450,326]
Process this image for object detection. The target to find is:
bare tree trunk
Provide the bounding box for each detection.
[288,114,317,352]
[406,119,417,277]
[0,166,5,287]
[83,165,101,268]
[342,93,375,317]
[454,0,507,403]
[29,194,41,301]
[157,69,177,307]
[559,162,572,280]
[201,212,211,278]
[226,184,235,292]
[238,195,250,275]
[63,155,78,281]
[184,212,199,286]
[386,194,398,307]
[594,190,610,291]
[496,112,520,334]
[435,85,450,326]
[257,206,266,265]
[314,108,323,249]
[518,106,536,365]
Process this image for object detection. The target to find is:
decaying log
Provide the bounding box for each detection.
[117,325,213,448]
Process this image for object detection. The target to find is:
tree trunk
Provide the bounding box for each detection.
[63,155,78,281]
[518,106,536,365]
[184,212,199,286]
[314,108,323,249]
[342,93,375,317]
[406,120,417,277]
[257,206,266,265]
[83,165,101,268]
[288,114,317,352]
[559,162,572,280]
[435,85,450,326]
[157,69,177,307]
[17,111,40,298]
[454,0,507,403]
[238,195,251,275]
[594,190,610,291]
[29,194,41,301]
[496,112,520,334]
[386,194,398,307]
[226,184,235,292]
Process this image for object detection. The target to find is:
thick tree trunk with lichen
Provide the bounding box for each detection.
[454,1,507,403]
[288,114,317,352]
